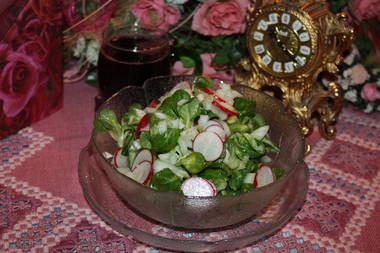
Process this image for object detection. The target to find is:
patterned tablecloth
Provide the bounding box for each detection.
[1,82,380,253]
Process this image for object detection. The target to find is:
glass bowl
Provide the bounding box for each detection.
[87,75,306,230]
[78,145,309,252]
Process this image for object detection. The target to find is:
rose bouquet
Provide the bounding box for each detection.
[326,0,380,113]
[63,0,380,112]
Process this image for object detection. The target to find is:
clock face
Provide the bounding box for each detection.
[247,6,318,77]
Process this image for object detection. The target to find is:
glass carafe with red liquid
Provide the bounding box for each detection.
[96,24,170,104]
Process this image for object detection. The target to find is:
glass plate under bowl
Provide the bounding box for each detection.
[78,144,309,252]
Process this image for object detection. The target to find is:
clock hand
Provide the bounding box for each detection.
[271,26,300,68]
[274,27,295,58]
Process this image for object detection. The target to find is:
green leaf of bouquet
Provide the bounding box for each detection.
[87,1,98,13]
[368,20,380,38]
[180,56,195,68]
[213,50,230,65]
[328,0,349,13]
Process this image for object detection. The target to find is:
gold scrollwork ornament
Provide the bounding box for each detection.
[235,0,354,140]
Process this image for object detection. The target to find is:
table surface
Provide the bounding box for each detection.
[1,82,380,253]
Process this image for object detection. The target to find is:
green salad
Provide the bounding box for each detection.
[94,77,284,197]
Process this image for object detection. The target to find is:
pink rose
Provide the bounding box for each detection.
[361,83,379,102]
[171,54,234,83]
[0,87,46,139]
[132,0,180,32]
[201,53,234,83]
[191,0,250,36]
[351,0,380,21]
[171,61,194,76]
[344,64,370,85]
[30,0,63,25]
[0,43,42,117]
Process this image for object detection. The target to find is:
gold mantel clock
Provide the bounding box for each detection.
[235,0,354,139]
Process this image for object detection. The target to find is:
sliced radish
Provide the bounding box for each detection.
[255,165,275,188]
[205,124,227,142]
[132,149,153,170]
[181,177,217,197]
[149,99,159,108]
[173,80,193,94]
[244,173,256,185]
[193,132,224,161]
[212,99,238,116]
[204,88,226,103]
[209,103,228,121]
[204,119,224,129]
[113,149,128,168]
[216,119,230,136]
[131,160,153,185]
[136,114,149,137]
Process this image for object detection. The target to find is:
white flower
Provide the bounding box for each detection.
[344,90,358,102]
[343,45,360,65]
[86,40,101,66]
[73,37,86,58]
[364,103,374,113]
[336,75,350,90]
[377,104,380,112]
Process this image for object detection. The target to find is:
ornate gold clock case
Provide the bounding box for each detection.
[235,0,354,140]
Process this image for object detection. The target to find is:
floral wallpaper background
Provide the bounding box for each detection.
[0,0,64,138]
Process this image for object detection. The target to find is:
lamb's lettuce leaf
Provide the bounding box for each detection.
[93,109,135,148]
[233,97,256,118]
[199,169,228,191]
[150,168,182,192]
[178,152,206,175]
[149,114,181,153]
[178,98,201,129]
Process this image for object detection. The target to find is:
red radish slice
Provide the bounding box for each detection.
[149,99,159,108]
[204,88,226,103]
[255,165,275,188]
[207,178,218,194]
[204,119,224,129]
[193,131,224,161]
[216,119,230,136]
[181,177,217,197]
[209,103,228,121]
[113,149,128,168]
[132,160,153,185]
[205,124,227,142]
[212,99,238,116]
[132,149,153,170]
[244,173,256,185]
[136,114,149,137]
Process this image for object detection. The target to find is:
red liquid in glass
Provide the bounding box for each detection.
[97,33,170,100]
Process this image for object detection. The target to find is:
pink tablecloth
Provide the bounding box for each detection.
[1,82,380,252]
